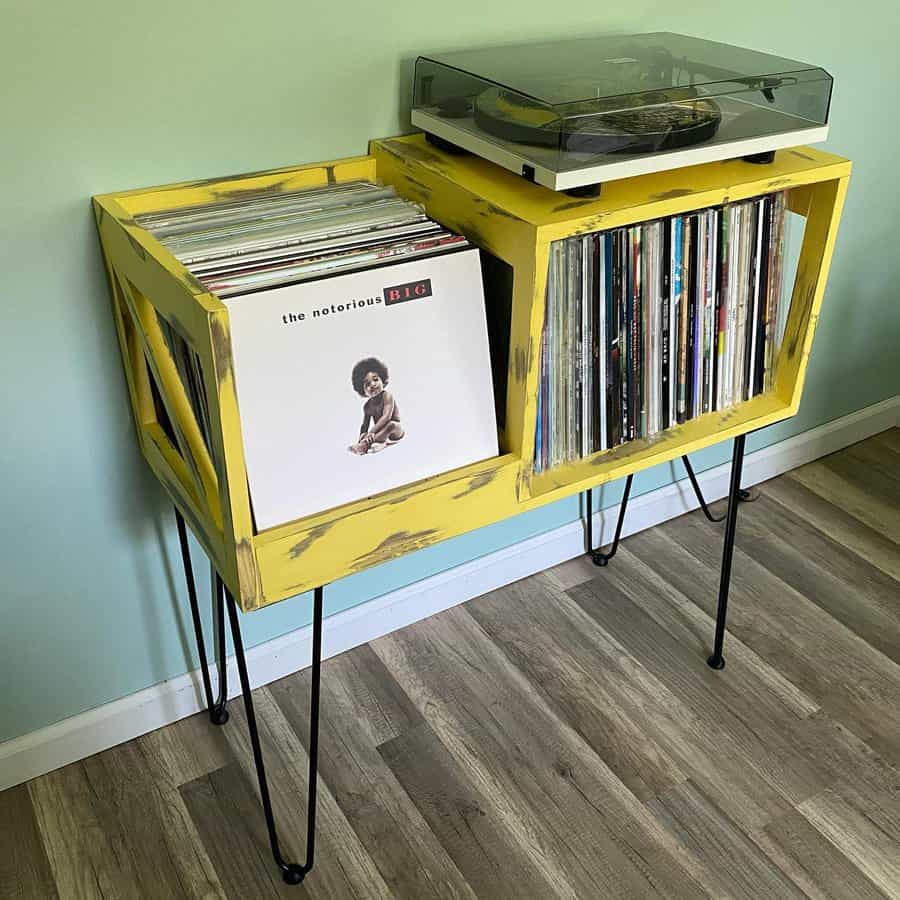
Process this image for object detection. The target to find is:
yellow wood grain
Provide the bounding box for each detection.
[125,300,156,430]
[100,157,377,217]
[530,393,792,500]
[142,423,228,577]
[507,250,542,466]
[371,135,850,233]
[536,154,850,242]
[255,459,522,600]
[776,176,850,410]
[257,453,517,543]
[205,307,262,608]
[117,275,221,524]
[514,238,548,499]
[786,184,813,216]
[97,231,154,440]
[113,280,202,508]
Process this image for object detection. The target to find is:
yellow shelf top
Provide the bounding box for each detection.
[372,135,851,230]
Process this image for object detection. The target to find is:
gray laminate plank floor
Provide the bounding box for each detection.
[5,431,900,899]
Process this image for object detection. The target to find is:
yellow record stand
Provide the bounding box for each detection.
[93,135,850,884]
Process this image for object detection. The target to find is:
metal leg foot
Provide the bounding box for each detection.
[585,474,634,566]
[225,585,324,885]
[175,508,324,884]
[209,571,229,725]
[707,435,746,670]
[176,509,228,725]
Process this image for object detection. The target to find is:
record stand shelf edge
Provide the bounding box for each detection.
[93,135,850,885]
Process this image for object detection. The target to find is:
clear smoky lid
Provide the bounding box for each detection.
[415,33,831,110]
[413,33,831,163]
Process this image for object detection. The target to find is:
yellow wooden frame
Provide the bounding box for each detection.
[93,136,850,611]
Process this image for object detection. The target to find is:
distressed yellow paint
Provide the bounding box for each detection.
[206,307,262,609]
[113,284,202,507]
[101,156,377,218]
[258,452,517,543]
[94,195,223,332]
[95,139,850,609]
[530,393,791,501]
[103,256,154,438]
[372,135,849,233]
[143,423,228,577]
[775,176,849,409]
[512,245,546,498]
[255,458,522,599]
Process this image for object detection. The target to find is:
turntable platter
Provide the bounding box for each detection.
[473,86,722,155]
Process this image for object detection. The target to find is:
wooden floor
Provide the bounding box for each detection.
[4,431,900,899]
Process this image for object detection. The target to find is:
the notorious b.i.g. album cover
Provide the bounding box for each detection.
[222,249,499,530]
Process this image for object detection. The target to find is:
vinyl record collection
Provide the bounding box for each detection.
[136,181,467,298]
[136,180,469,454]
[534,191,787,473]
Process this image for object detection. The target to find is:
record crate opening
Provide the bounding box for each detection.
[532,187,805,479]
[132,178,512,535]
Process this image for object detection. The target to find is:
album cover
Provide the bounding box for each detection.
[222,248,499,529]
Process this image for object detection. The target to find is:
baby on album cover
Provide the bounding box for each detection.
[222,249,498,530]
[348,357,405,455]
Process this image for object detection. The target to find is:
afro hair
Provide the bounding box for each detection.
[351,357,389,396]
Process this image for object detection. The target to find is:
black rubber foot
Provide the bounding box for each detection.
[738,489,753,502]
[210,707,229,726]
[707,654,726,670]
[424,132,469,155]
[564,183,602,198]
[282,865,306,885]
[590,553,610,567]
[742,150,776,165]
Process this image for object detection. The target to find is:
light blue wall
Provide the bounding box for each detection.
[2,1,898,744]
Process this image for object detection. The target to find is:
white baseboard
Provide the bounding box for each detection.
[2,396,897,791]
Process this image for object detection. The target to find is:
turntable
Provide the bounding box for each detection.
[411,33,832,193]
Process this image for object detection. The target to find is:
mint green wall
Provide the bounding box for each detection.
[2,3,897,744]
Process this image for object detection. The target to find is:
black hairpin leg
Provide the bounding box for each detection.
[176,509,228,724]
[707,435,746,670]
[175,507,324,886]
[585,473,634,566]
[682,455,752,523]
[226,584,324,885]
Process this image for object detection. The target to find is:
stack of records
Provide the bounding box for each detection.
[534,191,787,473]
[136,180,498,530]
[136,181,471,454]
[136,181,467,298]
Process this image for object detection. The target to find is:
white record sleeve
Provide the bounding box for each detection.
[222,248,499,530]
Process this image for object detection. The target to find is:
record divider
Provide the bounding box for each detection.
[92,136,850,885]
